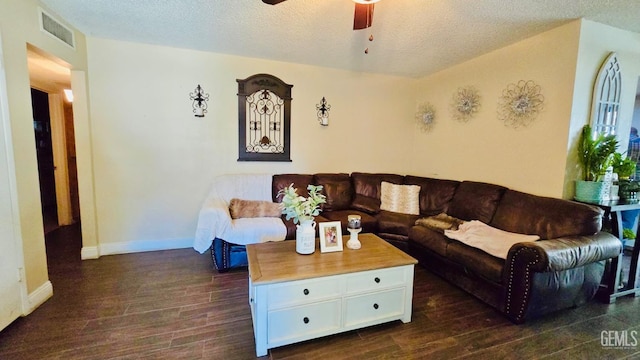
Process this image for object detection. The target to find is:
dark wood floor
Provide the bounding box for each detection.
[1,224,639,359]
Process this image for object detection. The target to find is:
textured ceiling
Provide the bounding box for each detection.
[40,0,640,78]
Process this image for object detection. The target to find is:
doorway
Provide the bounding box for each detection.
[31,88,58,233]
[27,45,80,235]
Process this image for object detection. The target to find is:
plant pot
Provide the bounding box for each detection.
[295,219,316,255]
[610,184,619,200]
[619,180,640,201]
[575,180,606,202]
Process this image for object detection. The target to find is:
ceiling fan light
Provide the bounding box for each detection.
[353,0,381,4]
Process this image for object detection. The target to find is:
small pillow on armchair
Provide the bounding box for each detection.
[380,182,420,215]
[229,199,283,219]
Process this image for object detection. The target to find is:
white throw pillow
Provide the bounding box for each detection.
[380,182,421,215]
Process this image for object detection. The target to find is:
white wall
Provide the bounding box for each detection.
[564,20,640,197]
[0,0,87,297]
[85,37,416,253]
[412,21,581,198]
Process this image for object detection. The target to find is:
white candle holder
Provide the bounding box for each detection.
[347,215,362,250]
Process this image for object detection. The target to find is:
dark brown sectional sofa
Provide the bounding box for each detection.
[217,172,623,323]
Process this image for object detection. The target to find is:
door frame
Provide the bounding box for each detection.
[48,92,73,225]
[70,70,100,259]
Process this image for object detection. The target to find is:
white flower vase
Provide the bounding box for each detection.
[296,219,316,255]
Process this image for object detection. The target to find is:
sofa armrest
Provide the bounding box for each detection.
[502,231,621,323]
[193,197,232,253]
[505,232,621,273]
[527,232,622,272]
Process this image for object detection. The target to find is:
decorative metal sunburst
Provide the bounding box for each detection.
[498,80,544,128]
[415,102,436,132]
[451,86,480,122]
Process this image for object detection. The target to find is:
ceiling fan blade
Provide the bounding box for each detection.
[353,3,374,30]
[262,0,287,4]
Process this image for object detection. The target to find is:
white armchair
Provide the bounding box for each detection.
[193,174,287,254]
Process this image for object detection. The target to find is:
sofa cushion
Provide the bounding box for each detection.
[490,190,603,239]
[376,210,420,237]
[448,181,507,223]
[273,174,315,202]
[352,172,404,197]
[350,173,404,214]
[404,176,460,216]
[377,233,411,253]
[229,199,282,219]
[314,173,353,211]
[320,210,377,234]
[380,182,420,215]
[446,241,505,283]
[409,225,450,258]
[351,194,381,214]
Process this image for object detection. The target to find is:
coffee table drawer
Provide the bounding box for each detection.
[346,267,407,294]
[344,288,405,328]
[267,277,341,309]
[267,299,341,344]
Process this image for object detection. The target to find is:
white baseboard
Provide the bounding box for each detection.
[89,238,193,257]
[25,280,53,315]
[81,246,100,260]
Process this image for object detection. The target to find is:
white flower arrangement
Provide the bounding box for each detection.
[278,184,327,224]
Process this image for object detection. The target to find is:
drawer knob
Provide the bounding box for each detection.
[303,317,310,324]
[303,289,309,295]
[374,277,380,283]
[373,303,379,310]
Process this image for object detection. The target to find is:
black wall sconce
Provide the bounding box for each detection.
[316,97,331,126]
[190,84,209,117]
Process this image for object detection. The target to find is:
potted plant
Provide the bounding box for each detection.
[612,152,637,180]
[278,184,326,254]
[619,177,640,201]
[576,125,618,202]
[611,152,639,200]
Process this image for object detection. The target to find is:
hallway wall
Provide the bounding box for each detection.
[0,0,87,305]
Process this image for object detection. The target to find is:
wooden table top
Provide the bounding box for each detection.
[247,233,418,285]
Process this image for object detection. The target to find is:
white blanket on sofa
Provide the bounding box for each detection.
[444,220,539,259]
[193,174,287,253]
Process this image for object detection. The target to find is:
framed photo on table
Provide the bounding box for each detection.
[319,221,343,253]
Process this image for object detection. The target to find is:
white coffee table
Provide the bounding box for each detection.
[246,233,417,357]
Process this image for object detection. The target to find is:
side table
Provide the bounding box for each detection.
[576,199,640,303]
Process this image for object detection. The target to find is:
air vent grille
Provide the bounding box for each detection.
[39,9,75,49]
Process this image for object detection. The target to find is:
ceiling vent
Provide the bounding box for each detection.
[39,8,75,49]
